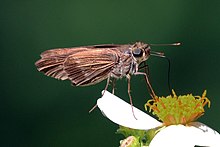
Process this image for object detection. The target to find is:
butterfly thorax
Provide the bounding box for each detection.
[110,42,150,79]
[111,52,138,79]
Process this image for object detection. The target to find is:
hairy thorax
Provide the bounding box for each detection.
[111,52,138,79]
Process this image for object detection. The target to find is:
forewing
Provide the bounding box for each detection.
[64,49,120,86]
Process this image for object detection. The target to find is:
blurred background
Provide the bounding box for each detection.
[1,0,220,146]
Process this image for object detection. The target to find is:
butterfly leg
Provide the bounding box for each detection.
[89,76,111,113]
[102,76,111,95]
[134,72,156,99]
[139,62,150,78]
[111,78,116,94]
[127,75,138,120]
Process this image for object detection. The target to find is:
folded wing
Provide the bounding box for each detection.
[35,47,119,86]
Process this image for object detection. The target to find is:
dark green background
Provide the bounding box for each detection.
[1,0,220,146]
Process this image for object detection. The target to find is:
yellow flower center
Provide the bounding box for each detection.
[145,90,210,126]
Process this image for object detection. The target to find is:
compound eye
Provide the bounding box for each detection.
[132,48,143,57]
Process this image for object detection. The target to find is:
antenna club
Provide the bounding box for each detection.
[173,42,181,46]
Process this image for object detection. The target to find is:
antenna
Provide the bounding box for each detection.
[150,42,181,46]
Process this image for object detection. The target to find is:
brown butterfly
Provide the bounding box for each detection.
[35,42,179,116]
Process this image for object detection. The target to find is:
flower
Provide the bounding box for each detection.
[145,90,210,126]
[97,90,220,147]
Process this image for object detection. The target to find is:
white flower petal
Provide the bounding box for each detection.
[97,90,162,130]
[189,122,220,147]
[149,124,220,147]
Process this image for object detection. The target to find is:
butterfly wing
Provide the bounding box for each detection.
[64,48,119,86]
[35,47,89,80]
[35,45,125,86]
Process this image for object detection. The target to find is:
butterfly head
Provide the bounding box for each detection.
[131,42,151,64]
